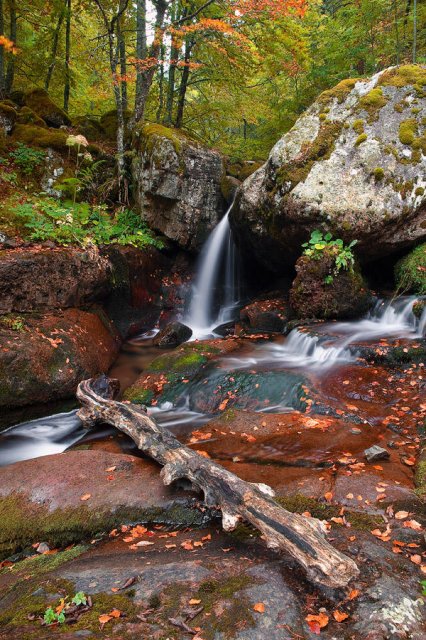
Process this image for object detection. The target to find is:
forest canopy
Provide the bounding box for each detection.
[0,0,424,161]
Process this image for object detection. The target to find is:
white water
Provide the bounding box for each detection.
[186,209,240,339]
[223,296,426,371]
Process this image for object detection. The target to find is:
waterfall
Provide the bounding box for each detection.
[186,207,240,338]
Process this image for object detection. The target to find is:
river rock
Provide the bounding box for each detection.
[0,246,111,314]
[231,65,426,272]
[364,445,390,462]
[0,308,120,408]
[240,297,289,332]
[289,251,371,319]
[132,123,225,251]
[0,449,205,557]
[153,321,192,348]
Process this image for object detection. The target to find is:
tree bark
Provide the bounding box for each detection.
[45,3,66,91]
[117,18,127,111]
[175,37,194,128]
[0,0,5,98]
[77,376,359,590]
[135,0,147,110]
[63,0,71,111]
[5,0,16,95]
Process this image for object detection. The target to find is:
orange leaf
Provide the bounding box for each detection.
[189,599,201,605]
[333,610,349,622]
[395,511,409,520]
[109,609,121,618]
[410,554,422,565]
[324,492,333,502]
[99,614,112,624]
[348,589,359,600]
[253,602,265,613]
[306,613,329,629]
[80,493,91,501]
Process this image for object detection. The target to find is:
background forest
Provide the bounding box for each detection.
[0,0,424,162]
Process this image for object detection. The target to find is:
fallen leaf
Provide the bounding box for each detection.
[306,613,329,633]
[189,599,201,605]
[105,466,116,472]
[109,609,121,618]
[253,603,265,613]
[80,493,91,501]
[404,520,422,531]
[324,492,333,502]
[348,589,359,600]
[410,554,422,565]
[135,540,154,547]
[98,614,112,625]
[395,511,409,520]
[333,610,349,622]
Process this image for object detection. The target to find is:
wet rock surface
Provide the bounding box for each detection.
[0,308,120,407]
[153,321,192,348]
[240,297,289,332]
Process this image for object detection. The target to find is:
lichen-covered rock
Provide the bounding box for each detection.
[0,101,17,134]
[22,88,71,128]
[0,246,111,314]
[0,308,120,408]
[132,123,225,251]
[395,243,426,294]
[231,65,426,272]
[289,252,371,319]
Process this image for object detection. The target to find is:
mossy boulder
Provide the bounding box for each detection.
[231,65,426,273]
[0,100,17,133]
[132,122,225,251]
[11,123,68,151]
[22,88,71,128]
[289,251,371,319]
[16,106,47,128]
[395,243,426,294]
[74,114,105,139]
[99,108,132,140]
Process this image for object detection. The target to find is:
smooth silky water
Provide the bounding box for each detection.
[1,203,425,469]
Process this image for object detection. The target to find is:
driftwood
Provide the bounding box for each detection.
[76,376,359,589]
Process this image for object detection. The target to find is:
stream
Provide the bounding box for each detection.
[0,213,425,469]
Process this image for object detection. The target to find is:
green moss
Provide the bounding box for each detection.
[16,106,47,128]
[411,107,421,115]
[317,78,360,106]
[319,113,327,121]
[378,64,426,90]
[352,119,364,134]
[412,134,426,154]
[415,187,424,197]
[355,133,367,146]
[395,243,426,294]
[0,100,17,121]
[358,87,388,121]
[123,387,154,405]
[136,122,186,156]
[23,88,71,128]
[372,167,384,181]
[6,546,87,577]
[221,174,238,202]
[99,108,132,140]
[276,121,343,188]
[399,118,418,145]
[12,124,68,151]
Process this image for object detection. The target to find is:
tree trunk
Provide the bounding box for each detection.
[175,37,194,128]
[5,0,16,95]
[63,0,71,111]
[156,43,165,123]
[135,0,147,111]
[77,376,359,590]
[134,0,167,123]
[45,3,66,91]
[0,0,5,98]
[117,19,127,111]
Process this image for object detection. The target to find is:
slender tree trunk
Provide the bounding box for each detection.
[134,0,167,124]
[135,0,147,111]
[46,5,66,92]
[5,0,16,95]
[412,0,417,62]
[392,0,401,64]
[165,35,178,124]
[0,0,5,98]
[156,43,165,122]
[63,0,71,111]
[117,19,127,111]
[175,38,194,128]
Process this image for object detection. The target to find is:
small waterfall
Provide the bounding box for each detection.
[186,207,240,338]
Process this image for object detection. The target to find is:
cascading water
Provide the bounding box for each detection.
[185,207,240,338]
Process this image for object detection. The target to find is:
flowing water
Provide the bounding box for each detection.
[185,208,241,339]
[0,201,425,469]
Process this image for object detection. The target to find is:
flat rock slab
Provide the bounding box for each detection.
[0,450,207,557]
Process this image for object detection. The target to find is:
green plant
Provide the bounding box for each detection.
[72,591,87,606]
[9,143,45,175]
[421,580,426,597]
[1,315,25,331]
[43,591,87,626]
[11,197,163,249]
[43,607,65,626]
[302,230,357,283]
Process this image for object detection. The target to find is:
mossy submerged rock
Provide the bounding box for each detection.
[132,123,225,251]
[231,65,426,272]
[22,88,71,128]
[290,252,371,319]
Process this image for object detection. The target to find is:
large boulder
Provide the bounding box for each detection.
[231,65,426,273]
[0,308,120,408]
[132,123,225,251]
[22,88,71,128]
[0,246,111,314]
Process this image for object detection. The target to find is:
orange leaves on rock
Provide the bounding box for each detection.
[80,493,91,501]
[99,609,121,626]
[253,602,265,613]
[189,598,201,605]
[371,526,391,542]
[395,511,409,520]
[323,491,333,503]
[403,519,423,531]
[305,613,329,634]
[333,610,349,622]
[402,456,416,467]
[410,554,422,565]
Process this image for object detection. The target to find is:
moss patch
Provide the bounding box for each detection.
[399,118,418,145]
[136,122,188,155]
[395,244,426,294]
[317,78,360,106]
[276,120,343,189]
[23,88,71,128]
[11,124,68,151]
[352,119,364,134]
[357,87,388,121]
[16,106,47,128]
[355,133,367,146]
[372,167,385,182]
[378,64,426,95]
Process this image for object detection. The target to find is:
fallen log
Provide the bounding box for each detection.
[76,375,359,589]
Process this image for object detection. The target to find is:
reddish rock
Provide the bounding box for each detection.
[240,297,289,332]
[0,308,120,407]
[0,246,111,314]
